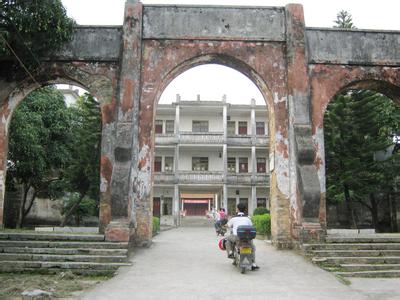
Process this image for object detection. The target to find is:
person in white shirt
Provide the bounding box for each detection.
[226,203,259,270]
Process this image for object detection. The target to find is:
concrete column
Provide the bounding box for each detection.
[250,186,257,216]
[251,146,256,177]
[161,156,165,172]
[223,144,227,176]
[160,197,164,216]
[215,193,218,210]
[105,0,143,243]
[174,145,179,174]
[175,96,180,136]
[222,99,227,142]
[236,195,240,206]
[173,184,180,226]
[223,184,228,210]
[251,99,256,139]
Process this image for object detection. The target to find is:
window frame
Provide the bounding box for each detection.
[192,120,209,133]
[192,157,209,171]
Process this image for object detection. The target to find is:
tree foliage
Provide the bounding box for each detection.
[60,93,101,226]
[0,0,75,71]
[334,10,356,29]
[325,90,399,229]
[7,86,72,227]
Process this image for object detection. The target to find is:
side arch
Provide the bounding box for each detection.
[0,62,119,231]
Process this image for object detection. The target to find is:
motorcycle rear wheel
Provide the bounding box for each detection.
[241,267,246,274]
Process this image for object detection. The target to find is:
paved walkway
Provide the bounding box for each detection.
[81,227,400,300]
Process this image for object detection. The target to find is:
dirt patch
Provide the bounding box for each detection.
[0,272,111,298]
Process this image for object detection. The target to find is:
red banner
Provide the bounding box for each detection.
[183,199,210,204]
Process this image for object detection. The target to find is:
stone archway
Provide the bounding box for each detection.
[1,1,399,248]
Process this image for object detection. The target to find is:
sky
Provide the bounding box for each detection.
[61,0,400,104]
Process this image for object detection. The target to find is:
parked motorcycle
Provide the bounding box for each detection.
[232,225,256,274]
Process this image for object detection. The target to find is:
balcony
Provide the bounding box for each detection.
[178,171,223,184]
[154,172,175,184]
[153,171,269,186]
[254,174,270,186]
[226,173,252,185]
[226,173,270,185]
[155,134,177,146]
[255,136,269,146]
[227,135,252,146]
[179,132,223,144]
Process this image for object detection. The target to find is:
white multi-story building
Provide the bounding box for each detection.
[153,95,270,225]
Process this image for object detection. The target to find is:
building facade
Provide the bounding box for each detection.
[153,96,270,226]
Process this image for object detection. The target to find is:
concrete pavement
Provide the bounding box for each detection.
[81,227,400,300]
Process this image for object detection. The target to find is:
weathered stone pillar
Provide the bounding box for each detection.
[285,4,324,244]
[105,0,143,243]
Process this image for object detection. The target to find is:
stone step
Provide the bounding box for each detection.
[326,236,400,244]
[0,232,105,242]
[0,260,131,274]
[313,256,400,265]
[337,264,400,272]
[335,270,400,278]
[303,243,400,251]
[0,247,128,256]
[0,240,128,249]
[0,253,128,263]
[310,250,400,257]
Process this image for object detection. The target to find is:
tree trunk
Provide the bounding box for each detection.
[60,193,85,227]
[23,188,37,222]
[16,184,29,229]
[389,192,398,232]
[344,184,357,229]
[369,193,379,231]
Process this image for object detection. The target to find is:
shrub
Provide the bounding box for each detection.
[253,207,270,216]
[152,217,160,236]
[251,213,271,236]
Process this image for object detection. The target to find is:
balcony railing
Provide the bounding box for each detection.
[226,173,252,185]
[154,172,175,184]
[155,132,269,146]
[178,171,224,184]
[179,132,224,144]
[153,171,270,186]
[254,174,270,186]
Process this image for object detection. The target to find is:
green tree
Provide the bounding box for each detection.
[7,86,72,228]
[325,90,399,230]
[334,10,356,29]
[0,0,75,71]
[60,93,101,226]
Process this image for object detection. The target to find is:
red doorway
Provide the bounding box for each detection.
[183,199,211,216]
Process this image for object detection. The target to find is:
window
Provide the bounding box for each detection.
[227,121,235,135]
[163,197,173,215]
[257,198,267,208]
[154,156,162,172]
[257,157,266,173]
[192,157,208,171]
[192,120,209,133]
[256,122,265,135]
[227,157,236,173]
[239,157,248,173]
[155,120,163,134]
[238,121,247,135]
[239,198,248,213]
[166,120,174,134]
[164,157,174,172]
